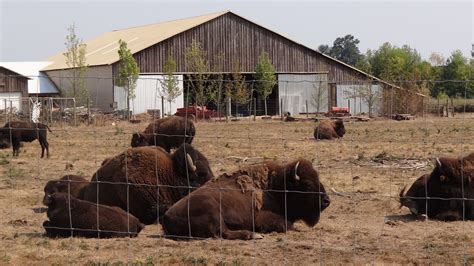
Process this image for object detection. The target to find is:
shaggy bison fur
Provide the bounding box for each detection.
[131,116,195,152]
[400,152,474,221]
[163,159,330,240]
[0,121,52,157]
[43,193,144,238]
[43,175,89,205]
[82,143,213,225]
[314,119,345,140]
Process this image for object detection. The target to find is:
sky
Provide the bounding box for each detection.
[0,0,472,62]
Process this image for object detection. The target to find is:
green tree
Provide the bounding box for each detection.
[63,23,89,105]
[254,52,276,116]
[318,34,363,66]
[159,55,181,115]
[185,39,210,117]
[437,50,473,98]
[317,44,331,55]
[116,39,139,119]
[231,68,250,117]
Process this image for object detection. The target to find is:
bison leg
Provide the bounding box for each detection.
[12,139,20,157]
[255,210,291,233]
[39,137,49,158]
[163,195,258,240]
[434,210,463,221]
[221,229,259,240]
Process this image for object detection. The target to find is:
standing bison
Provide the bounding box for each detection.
[163,159,330,240]
[400,152,474,221]
[43,193,144,238]
[131,116,195,152]
[82,143,213,224]
[314,119,345,140]
[0,121,52,157]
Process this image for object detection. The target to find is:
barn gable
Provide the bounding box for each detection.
[114,11,370,84]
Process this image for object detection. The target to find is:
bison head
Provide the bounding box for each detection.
[399,174,430,217]
[334,119,346,137]
[43,180,67,205]
[172,143,214,187]
[275,159,330,227]
[131,132,148,147]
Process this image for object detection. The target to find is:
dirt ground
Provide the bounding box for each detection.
[0,115,473,265]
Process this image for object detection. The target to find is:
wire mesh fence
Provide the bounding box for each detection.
[0,75,472,264]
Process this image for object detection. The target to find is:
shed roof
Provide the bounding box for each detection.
[0,62,59,94]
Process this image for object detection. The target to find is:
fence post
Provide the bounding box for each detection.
[161,96,165,117]
[9,101,12,122]
[306,100,309,119]
[87,98,91,126]
[49,98,53,124]
[280,98,283,119]
[253,98,256,122]
[73,99,77,126]
[3,99,6,123]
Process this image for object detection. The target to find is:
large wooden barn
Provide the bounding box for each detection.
[42,10,402,116]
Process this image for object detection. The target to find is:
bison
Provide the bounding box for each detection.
[43,193,144,238]
[0,121,52,157]
[314,119,345,140]
[162,159,330,240]
[82,143,213,225]
[400,152,474,221]
[43,175,89,205]
[131,115,195,152]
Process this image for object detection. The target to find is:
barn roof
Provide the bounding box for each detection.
[43,11,228,71]
[42,10,423,96]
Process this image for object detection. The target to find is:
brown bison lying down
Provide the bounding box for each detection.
[82,143,213,225]
[400,152,474,221]
[131,115,195,152]
[163,159,330,240]
[0,121,52,157]
[43,175,89,205]
[43,193,144,238]
[314,119,345,140]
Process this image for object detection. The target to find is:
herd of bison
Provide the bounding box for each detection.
[0,116,472,242]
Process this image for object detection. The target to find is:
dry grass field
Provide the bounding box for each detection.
[0,115,473,265]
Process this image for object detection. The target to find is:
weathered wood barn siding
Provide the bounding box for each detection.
[112,13,368,84]
[0,67,28,98]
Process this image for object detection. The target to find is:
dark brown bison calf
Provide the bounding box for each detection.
[163,159,330,240]
[314,119,345,140]
[43,175,89,205]
[82,143,214,225]
[0,121,52,157]
[131,115,195,152]
[400,152,474,221]
[43,193,144,238]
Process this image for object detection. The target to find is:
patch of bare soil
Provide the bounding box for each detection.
[0,116,473,264]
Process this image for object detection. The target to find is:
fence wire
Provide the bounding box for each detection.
[0,76,472,264]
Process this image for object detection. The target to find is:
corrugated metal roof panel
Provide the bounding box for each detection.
[42,11,228,71]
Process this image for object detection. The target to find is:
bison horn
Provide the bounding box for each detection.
[186,153,197,172]
[294,161,300,181]
[436,158,442,167]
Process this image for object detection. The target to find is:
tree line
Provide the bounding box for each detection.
[318,34,473,98]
